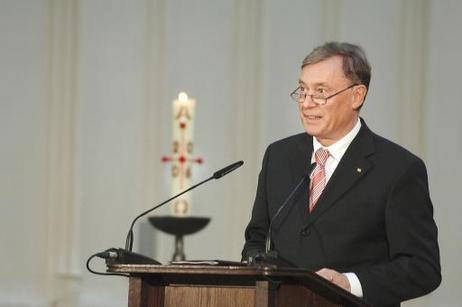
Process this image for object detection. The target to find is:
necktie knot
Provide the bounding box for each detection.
[315,148,330,167]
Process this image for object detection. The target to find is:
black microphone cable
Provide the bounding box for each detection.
[86,249,129,278]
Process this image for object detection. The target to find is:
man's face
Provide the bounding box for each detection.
[298,56,364,146]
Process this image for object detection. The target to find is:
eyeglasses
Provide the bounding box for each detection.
[290,83,358,105]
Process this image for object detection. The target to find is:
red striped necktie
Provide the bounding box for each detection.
[309,148,330,212]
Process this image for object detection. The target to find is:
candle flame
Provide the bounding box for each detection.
[178,92,188,102]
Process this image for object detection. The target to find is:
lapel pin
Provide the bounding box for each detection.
[356,168,362,173]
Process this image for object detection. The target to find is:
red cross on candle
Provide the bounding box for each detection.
[161,120,204,188]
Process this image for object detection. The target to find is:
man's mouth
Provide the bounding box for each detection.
[305,115,322,120]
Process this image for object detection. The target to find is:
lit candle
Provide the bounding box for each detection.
[171,92,196,216]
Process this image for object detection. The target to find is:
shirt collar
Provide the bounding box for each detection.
[312,118,362,163]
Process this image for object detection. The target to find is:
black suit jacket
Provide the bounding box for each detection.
[242,121,441,307]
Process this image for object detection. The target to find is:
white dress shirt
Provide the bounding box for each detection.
[310,118,364,298]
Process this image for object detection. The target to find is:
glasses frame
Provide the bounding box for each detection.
[290,83,358,105]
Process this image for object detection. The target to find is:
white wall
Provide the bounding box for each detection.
[0,1,50,306]
[423,1,462,306]
[0,0,460,306]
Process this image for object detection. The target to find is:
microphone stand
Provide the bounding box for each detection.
[88,161,244,268]
[252,163,316,268]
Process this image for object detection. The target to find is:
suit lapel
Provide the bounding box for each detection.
[288,134,313,219]
[290,133,313,182]
[302,123,376,229]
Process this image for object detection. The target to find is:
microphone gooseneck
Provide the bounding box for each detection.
[125,160,244,252]
[265,162,316,254]
[124,176,215,251]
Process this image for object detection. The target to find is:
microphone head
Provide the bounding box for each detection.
[213,160,244,179]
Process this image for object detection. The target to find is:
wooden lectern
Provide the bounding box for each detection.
[108,264,371,307]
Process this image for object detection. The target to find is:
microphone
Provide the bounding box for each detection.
[213,160,244,179]
[253,163,316,266]
[89,160,244,268]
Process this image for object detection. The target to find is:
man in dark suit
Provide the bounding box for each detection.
[242,42,441,307]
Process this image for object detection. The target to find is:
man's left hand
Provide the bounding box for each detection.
[316,268,351,292]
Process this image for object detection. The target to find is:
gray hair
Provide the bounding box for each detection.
[302,42,371,89]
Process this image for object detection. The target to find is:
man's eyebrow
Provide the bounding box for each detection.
[298,79,329,87]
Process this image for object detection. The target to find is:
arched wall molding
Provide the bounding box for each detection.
[228,0,265,258]
[398,0,429,157]
[140,0,167,258]
[45,0,81,306]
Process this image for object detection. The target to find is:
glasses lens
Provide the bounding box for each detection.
[296,91,304,102]
[312,97,326,105]
[291,88,302,102]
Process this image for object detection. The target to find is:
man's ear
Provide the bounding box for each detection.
[352,85,367,110]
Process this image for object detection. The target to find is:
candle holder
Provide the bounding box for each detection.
[149,216,210,261]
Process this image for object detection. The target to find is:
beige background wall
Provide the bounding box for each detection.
[0,0,460,306]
